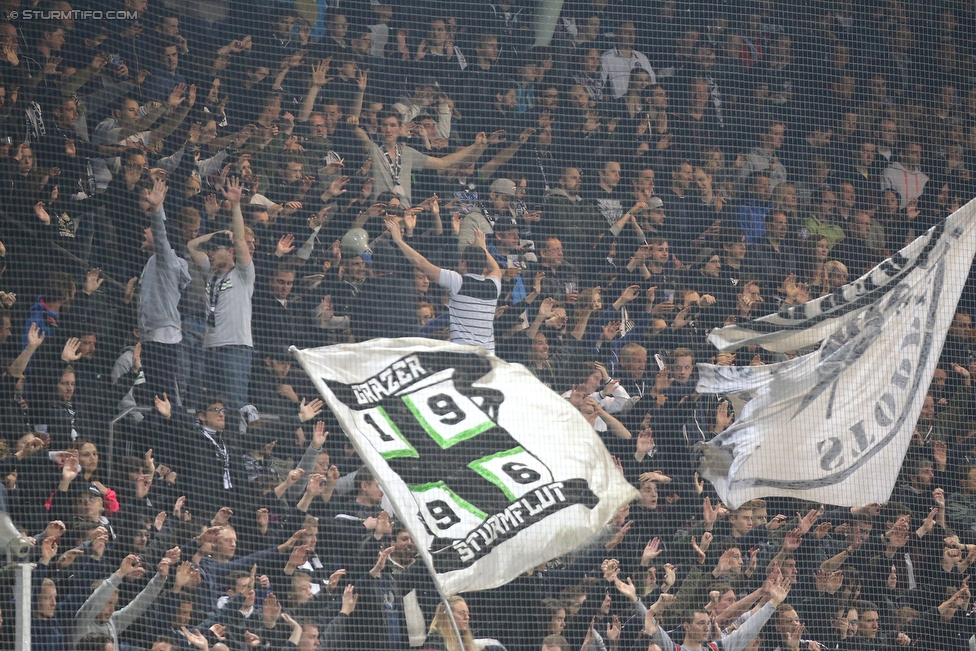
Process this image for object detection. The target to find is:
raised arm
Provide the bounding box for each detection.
[70,555,140,645]
[146,179,176,261]
[119,101,168,140]
[721,571,791,651]
[423,131,492,171]
[148,85,195,143]
[298,58,332,123]
[386,218,441,281]
[223,178,251,268]
[8,322,44,378]
[112,556,171,633]
[471,227,501,279]
[348,68,367,121]
[594,399,633,439]
[478,128,534,180]
[187,230,230,268]
[346,116,373,154]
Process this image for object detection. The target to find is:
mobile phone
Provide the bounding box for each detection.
[109,54,121,68]
[662,289,674,303]
[654,354,666,371]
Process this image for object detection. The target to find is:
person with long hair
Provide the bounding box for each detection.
[423,596,477,651]
[796,235,831,295]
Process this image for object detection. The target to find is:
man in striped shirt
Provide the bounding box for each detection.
[386,219,502,353]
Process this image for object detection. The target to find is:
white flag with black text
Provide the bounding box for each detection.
[696,199,976,508]
[291,339,639,596]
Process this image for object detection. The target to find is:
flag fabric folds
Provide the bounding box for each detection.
[291,339,639,596]
[696,199,976,509]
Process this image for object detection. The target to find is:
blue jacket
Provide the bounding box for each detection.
[736,199,773,244]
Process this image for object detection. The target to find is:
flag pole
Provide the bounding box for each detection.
[441,596,467,651]
[407,527,467,650]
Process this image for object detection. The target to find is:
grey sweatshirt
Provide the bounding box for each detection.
[650,601,777,651]
[139,204,191,344]
[69,571,168,649]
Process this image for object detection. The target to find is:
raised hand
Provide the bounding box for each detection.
[473,226,487,249]
[276,233,296,257]
[643,608,660,637]
[341,583,359,614]
[167,83,187,108]
[175,561,194,588]
[312,421,328,448]
[222,177,244,204]
[703,496,721,527]
[605,521,632,551]
[61,454,80,483]
[641,537,662,565]
[181,626,210,651]
[157,555,173,577]
[298,398,324,422]
[286,468,305,485]
[765,568,792,605]
[796,506,824,536]
[288,543,309,568]
[262,592,281,626]
[384,218,403,242]
[782,528,804,552]
[311,58,332,86]
[146,179,168,208]
[40,535,58,564]
[25,322,44,348]
[813,521,833,539]
[375,510,393,538]
[369,545,395,578]
[211,506,233,526]
[154,393,172,418]
[305,473,327,497]
[61,337,82,362]
[118,554,142,578]
[613,575,639,603]
[601,558,620,582]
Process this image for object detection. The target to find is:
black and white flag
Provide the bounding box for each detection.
[292,339,638,596]
[696,199,976,508]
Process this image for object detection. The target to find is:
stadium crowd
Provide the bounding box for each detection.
[2,0,976,650]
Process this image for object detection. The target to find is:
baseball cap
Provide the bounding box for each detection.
[647,197,664,211]
[490,178,518,197]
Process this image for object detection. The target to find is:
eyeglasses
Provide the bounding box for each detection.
[208,407,227,414]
